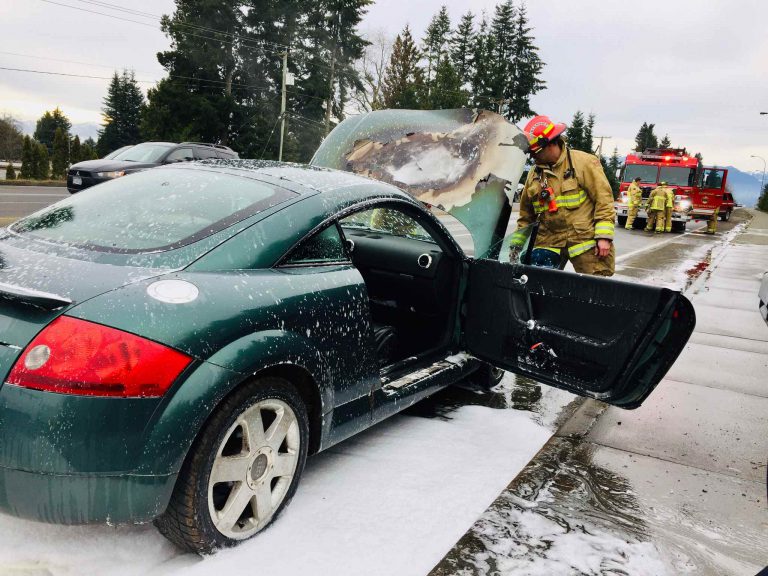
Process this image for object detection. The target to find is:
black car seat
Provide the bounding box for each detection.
[372,322,398,367]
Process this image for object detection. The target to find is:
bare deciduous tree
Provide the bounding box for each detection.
[352,29,393,113]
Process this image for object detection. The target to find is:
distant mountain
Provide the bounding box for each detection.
[18,120,101,143]
[725,166,762,207]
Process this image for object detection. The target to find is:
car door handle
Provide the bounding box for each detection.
[512,274,528,286]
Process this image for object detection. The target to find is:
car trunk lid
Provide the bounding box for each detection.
[0,239,165,353]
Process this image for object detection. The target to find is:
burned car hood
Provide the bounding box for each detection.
[311,108,528,257]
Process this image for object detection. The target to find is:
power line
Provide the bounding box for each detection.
[70,0,293,53]
[0,65,281,94]
[38,0,288,60]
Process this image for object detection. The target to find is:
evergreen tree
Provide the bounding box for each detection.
[382,26,425,109]
[428,58,468,109]
[5,163,15,180]
[660,133,671,148]
[82,141,98,161]
[606,147,622,197]
[0,115,24,162]
[34,142,50,180]
[98,70,146,156]
[634,122,658,151]
[566,111,586,151]
[51,128,69,179]
[33,108,71,155]
[422,6,451,92]
[507,2,545,122]
[584,113,595,153]
[450,11,475,85]
[487,0,516,113]
[20,136,33,179]
[70,135,82,164]
[470,14,494,108]
[757,183,768,212]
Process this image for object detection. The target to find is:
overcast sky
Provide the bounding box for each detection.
[1,0,766,170]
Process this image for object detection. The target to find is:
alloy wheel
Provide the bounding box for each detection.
[207,399,300,540]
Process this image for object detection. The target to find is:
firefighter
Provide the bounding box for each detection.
[644,182,669,233]
[664,185,675,232]
[625,176,643,229]
[514,115,615,277]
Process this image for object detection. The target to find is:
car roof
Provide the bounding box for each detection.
[167,160,415,203]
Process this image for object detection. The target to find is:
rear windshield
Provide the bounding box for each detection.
[113,143,173,163]
[11,168,296,253]
[623,164,658,183]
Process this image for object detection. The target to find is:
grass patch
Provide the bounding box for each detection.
[0,179,67,187]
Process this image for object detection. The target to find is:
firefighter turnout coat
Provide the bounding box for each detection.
[516,146,616,274]
[627,181,643,207]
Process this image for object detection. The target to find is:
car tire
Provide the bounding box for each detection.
[469,363,505,390]
[720,210,731,222]
[671,221,686,233]
[155,377,309,554]
[617,215,627,227]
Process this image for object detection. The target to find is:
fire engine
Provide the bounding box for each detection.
[615,148,730,232]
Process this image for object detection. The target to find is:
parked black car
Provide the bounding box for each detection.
[67,141,238,193]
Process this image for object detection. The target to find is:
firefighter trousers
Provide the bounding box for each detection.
[645,209,665,233]
[707,212,717,234]
[664,208,673,232]
[625,205,639,229]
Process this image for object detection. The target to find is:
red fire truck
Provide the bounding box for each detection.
[615,148,730,232]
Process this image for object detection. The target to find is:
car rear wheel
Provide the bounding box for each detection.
[155,377,309,554]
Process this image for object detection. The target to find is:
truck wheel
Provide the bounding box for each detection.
[617,216,627,227]
[155,377,309,554]
[720,210,731,222]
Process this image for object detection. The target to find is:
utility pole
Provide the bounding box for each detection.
[751,155,766,198]
[279,51,288,162]
[594,135,612,157]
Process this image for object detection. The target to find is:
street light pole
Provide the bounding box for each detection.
[751,154,766,197]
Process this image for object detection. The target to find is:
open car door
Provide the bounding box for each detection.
[465,224,696,408]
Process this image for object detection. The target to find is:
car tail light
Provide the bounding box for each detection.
[6,316,193,397]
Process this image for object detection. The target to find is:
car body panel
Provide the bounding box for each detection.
[759,271,768,325]
[311,108,528,258]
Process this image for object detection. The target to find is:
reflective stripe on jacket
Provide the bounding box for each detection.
[517,146,616,250]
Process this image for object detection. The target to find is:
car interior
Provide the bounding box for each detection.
[338,207,461,369]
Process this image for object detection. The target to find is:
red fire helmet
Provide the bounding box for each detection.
[523,115,567,155]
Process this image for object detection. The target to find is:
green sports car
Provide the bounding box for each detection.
[0,110,694,553]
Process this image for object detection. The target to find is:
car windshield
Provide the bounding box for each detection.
[623,164,658,183]
[102,145,132,160]
[659,166,696,187]
[11,168,296,253]
[112,143,173,163]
